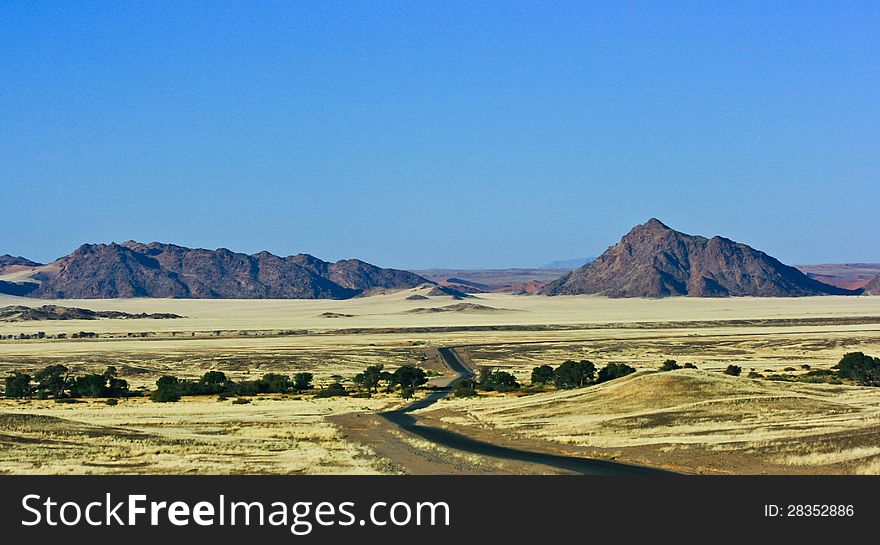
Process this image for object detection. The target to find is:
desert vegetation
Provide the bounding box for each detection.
[3,293,880,474]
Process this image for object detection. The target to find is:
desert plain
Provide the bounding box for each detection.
[3,286,880,475]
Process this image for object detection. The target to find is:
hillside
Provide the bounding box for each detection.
[862,275,880,295]
[541,219,853,298]
[436,369,880,474]
[17,242,427,299]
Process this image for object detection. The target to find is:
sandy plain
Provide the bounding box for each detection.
[2,288,880,474]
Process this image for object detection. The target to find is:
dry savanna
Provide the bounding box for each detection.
[3,286,880,475]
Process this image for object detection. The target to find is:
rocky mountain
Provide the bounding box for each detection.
[861,275,880,295]
[25,242,428,299]
[541,219,855,298]
[0,255,41,267]
[0,255,41,274]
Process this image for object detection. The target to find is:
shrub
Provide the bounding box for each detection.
[315,382,348,398]
[783,367,797,372]
[724,365,742,376]
[231,398,251,405]
[104,398,118,406]
[747,371,763,379]
[659,359,681,372]
[150,388,181,403]
[836,352,880,386]
[682,363,697,369]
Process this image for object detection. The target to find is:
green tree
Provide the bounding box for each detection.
[596,362,636,383]
[358,364,385,393]
[4,372,32,398]
[293,372,314,391]
[554,360,596,389]
[201,371,228,385]
[836,352,880,386]
[151,375,182,402]
[69,373,106,397]
[34,365,70,398]
[261,373,292,393]
[391,365,428,391]
[530,365,556,386]
[481,370,521,392]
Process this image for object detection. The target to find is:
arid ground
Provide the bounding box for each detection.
[3,286,880,474]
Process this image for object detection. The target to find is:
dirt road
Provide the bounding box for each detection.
[332,346,672,475]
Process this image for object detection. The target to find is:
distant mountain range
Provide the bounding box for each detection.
[541,257,595,269]
[796,263,880,290]
[0,242,427,299]
[2,226,879,299]
[541,219,858,298]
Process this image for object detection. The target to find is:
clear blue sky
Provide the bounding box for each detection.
[2,1,878,268]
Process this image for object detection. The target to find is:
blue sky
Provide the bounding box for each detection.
[1,1,878,268]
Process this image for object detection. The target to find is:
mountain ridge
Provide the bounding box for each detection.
[17,241,428,300]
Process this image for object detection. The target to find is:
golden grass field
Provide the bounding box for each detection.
[3,287,880,474]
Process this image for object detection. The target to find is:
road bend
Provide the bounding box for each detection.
[379,346,674,475]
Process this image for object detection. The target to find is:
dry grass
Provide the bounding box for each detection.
[0,395,393,475]
[429,370,880,473]
[3,292,880,474]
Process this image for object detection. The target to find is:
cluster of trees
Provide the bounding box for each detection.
[151,371,314,402]
[149,363,431,402]
[453,360,640,398]
[352,364,428,399]
[477,368,521,392]
[530,360,636,390]
[450,369,521,398]
[4,365,129,399]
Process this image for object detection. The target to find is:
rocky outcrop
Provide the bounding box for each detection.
[541,219,854,298]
